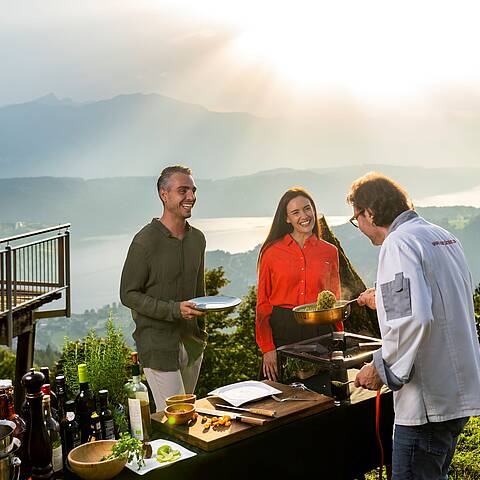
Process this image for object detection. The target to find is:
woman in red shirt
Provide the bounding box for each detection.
[256,188,341,381]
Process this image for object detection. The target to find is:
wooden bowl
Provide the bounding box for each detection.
[164,403,195,425]
[165,393,196,406]
[68,440,126,480]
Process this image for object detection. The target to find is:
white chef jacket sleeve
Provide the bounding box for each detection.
[373,236,433,391]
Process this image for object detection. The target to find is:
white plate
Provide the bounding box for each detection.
[189,295,241,312]
[126,438,196,475]
[208,380,282,407]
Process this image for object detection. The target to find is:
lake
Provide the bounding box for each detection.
[71,215,349,312]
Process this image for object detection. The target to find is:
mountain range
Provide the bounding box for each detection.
[1,166,480,241]
[2,92,480,179]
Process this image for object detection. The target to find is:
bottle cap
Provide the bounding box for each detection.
[65,400,76,411]
[41,384,52,395]
[78,364,88,383]
[131,352,138,363]
[0,380,12,389]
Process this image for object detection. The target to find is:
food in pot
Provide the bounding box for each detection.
[315,290,337,310]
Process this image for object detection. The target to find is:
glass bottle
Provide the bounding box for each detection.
[125,352,151,441]
[55,376,68,471]
[43,394,63,475]
[62,401,81,459]
[41,384,58,421]
[89,412,103,442]
[21,370,54,480]
[0,379,27,473]
[75,364,96,444]
[330,350,350,406]
[40,367,58,412]
[98,390,115,440]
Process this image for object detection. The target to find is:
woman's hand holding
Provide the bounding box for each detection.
[263,350,278,381]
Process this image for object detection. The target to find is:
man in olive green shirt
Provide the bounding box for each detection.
[120,165,207,411]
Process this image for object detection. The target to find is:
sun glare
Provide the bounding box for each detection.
[158,0,480,105]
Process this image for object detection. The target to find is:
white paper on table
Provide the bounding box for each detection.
[126,438,197,475]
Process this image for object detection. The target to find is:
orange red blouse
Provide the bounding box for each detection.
[256,234,341,353]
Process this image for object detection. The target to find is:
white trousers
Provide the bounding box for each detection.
[143,343,203,412]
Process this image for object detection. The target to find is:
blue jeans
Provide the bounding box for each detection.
[392,417,469,480]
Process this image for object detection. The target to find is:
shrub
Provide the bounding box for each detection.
[57,313,131,409]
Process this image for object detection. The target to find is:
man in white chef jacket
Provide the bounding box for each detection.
[347,172,480,480]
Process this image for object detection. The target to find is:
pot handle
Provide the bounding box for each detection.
[11,457,21,480]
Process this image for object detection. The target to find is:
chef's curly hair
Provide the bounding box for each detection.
[346,172,413,227]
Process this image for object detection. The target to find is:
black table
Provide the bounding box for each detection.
[66,384,394,480]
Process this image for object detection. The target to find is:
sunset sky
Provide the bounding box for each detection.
[3,0,480,116]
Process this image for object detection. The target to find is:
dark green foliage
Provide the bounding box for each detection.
[0,347,16,380]
[57,314,131,407]
[34,344,61,371]
[449,417,480,479]
[196,268,262,398]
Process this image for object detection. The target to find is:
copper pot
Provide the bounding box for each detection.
[292,300,352,325]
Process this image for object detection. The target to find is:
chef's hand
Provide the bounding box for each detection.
[357,288,376,310]
[263,350,278,382]
[180,301,205,320]
[354,363,384,390]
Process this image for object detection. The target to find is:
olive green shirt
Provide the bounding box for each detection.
[120,218,207,371]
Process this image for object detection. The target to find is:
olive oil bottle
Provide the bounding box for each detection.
[125,352,151,441]
[75,364,96,444]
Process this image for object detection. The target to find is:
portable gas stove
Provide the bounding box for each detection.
[277,331,382,401]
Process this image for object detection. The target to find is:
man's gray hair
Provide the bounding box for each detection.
[157,165,192,194]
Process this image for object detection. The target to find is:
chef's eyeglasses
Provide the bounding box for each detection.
[349,209,365,228]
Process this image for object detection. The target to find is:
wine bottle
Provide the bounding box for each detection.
[125,352,151,441]
[98,390,115,440]
[75,364,96,444]
[40,367,58,411]
[43,394,63,476]
[55,375,68,471]
[0,379,26,440]
[21,370,54,480]
[41,384,58,421]
[62,401,81,458]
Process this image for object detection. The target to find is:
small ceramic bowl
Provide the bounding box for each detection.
[165,393,196,406]
[164,403,196,425]
[68,440,126,480]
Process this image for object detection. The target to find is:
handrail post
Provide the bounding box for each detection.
[65,230,71,317]
[58,234,65,287]
[5,245,12,347]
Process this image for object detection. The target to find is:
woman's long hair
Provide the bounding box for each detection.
[258,188,321,268]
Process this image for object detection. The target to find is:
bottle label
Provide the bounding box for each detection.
[52,445,63,472]
[128,398,144,440]
[103,418,115,440]
[66,412,75,421]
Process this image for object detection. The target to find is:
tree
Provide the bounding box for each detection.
[319,215,380,337]
[196,268,262,397]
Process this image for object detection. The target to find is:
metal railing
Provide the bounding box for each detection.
[0,224,71,346]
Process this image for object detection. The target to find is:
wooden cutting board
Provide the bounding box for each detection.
[152,381,334,451]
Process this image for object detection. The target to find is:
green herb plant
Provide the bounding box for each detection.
[101,432,145,469]
[58,313,132,430]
